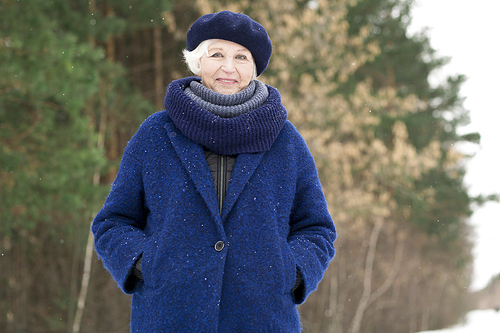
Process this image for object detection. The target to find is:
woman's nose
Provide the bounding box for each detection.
[221,58,236,72]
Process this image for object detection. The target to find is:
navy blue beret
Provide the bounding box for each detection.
[186,11,273,77]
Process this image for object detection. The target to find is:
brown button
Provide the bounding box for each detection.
[214,241,225,252]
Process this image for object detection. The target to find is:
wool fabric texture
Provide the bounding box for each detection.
[186,11,272,76]
[92,77,337,332]
[184,80,269,118]
[165,77,287,155]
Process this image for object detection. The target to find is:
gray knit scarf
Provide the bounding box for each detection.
[184,80,269,118]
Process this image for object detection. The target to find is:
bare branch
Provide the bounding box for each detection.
[367,235,404,306]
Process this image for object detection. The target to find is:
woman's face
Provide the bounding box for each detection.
[199,39,255,95]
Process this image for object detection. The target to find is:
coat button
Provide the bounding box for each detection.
[214,241,225,252]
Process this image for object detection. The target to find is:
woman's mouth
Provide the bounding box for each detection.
[217,78,238,85]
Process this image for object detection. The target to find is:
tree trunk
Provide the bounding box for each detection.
[67,223,82,331]
[429,272,449,329]
[409,260,420,333]
[72,46,109,332]
[348,217,384,333]
[153,25,164,110]
[72,229,94,333]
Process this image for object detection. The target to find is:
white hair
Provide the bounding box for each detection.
[182,39,258,79]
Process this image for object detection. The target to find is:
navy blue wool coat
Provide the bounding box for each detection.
[92,78,336,332]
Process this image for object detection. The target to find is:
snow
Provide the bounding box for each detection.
[417,309,500,333]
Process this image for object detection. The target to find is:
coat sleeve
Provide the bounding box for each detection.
[91,130,149,294]
[288,133,337,304]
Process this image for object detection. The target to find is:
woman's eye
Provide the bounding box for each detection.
[210,52,223,58]
[236,55,248,60]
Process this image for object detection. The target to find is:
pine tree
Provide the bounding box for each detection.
[0,0,166,330]
[1,1,107,330]
[329,0,479,330]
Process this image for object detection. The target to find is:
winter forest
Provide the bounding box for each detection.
[1,0,497,332]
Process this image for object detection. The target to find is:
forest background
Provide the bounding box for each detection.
[1,0,497,332]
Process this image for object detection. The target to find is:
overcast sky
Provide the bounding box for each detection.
[408,0,500,290]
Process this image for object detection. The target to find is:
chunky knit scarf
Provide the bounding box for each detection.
[164,77,288,155]
[184,80,269,118]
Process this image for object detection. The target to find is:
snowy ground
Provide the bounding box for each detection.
[417,309,500,333]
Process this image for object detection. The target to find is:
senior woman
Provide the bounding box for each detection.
[92,11,336,332]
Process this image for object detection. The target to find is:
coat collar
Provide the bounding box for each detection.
[221,152,264,222]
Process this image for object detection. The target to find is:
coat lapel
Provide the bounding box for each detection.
[165,120,266,224]
[164,122,221,224]
[221,152,265,222]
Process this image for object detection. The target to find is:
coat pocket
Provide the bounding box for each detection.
[139,233,163,292]
[280,242,297,294]
[140,230,179,293]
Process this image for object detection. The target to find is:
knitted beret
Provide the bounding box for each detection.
[186,11,273,77]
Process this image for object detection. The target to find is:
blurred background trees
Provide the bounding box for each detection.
[0,0,487,332]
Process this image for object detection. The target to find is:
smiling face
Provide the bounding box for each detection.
[199,39,255,95]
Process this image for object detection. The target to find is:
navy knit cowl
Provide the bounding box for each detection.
[164,77,288,155]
